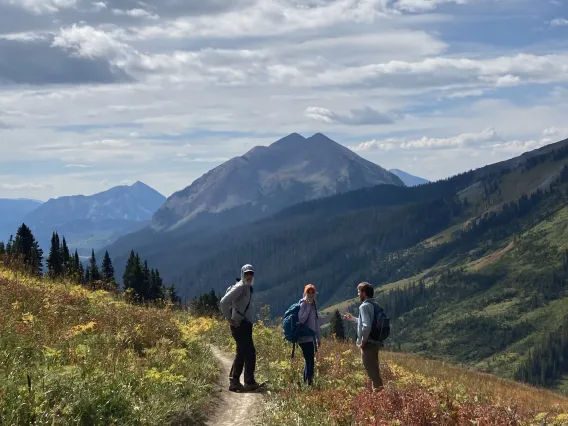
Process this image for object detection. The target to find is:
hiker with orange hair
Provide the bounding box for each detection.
[297,284,321,385]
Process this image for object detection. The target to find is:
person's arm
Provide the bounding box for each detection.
[359,303,373,347]
[298,301,310,324]
[220,284,243,320]
[316,316,322,345]
[343,312,357,322]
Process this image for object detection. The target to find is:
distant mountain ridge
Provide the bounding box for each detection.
[0,198,44,241]
[152,132,403,233]
[23,181,165,255]
[389,169,429,187]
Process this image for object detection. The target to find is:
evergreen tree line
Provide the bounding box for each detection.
[122,250,180,305]
[514,315,568,387]
[0,224,180,306]
[189,289,221,316]
[0,224,43,277]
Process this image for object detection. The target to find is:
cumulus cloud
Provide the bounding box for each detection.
[305,106,396,125]
[349,128,500,151]
[0,37,131,84]
[1,0,78,14]
[111,8,159,20]
[1,0,568,199]
[349,127,568,157]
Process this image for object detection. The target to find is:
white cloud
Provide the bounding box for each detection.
[0,31,48,42]
[92,1,106,11]
[550,18,568,27]
[132,0,395,40]
[305,106,395,125]
[1,0,568,199]
[393,0,468,12]
[1,182,52,190]
[350,128,500,151]
[1,0,78,14]
[111,8,159,20]
[51,24,132,60]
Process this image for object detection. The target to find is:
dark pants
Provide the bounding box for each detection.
[299,341,315,385]
[229,321,256,385]
[362,343,383,390]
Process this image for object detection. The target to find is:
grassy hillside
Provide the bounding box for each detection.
[173,138,568,393]
[101,137,567,303]
[319,175,568,391]
[177,138,568,312]
[0,267,217,425]
[201,317,568,425]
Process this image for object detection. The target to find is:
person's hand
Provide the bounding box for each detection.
[228,319,239,327]
[360,340,368,349]
[344,312,355,321]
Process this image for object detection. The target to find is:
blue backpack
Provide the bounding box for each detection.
[282,299,317,358]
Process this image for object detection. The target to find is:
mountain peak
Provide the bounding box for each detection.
[152,132,404,232]
[270,132,306,147]
[389,169,430,187]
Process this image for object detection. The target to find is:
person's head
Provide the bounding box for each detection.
[304,284,316,301]
[357,282,374,301]
[241,264,255,286]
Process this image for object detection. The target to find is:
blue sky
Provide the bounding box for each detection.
[1,0,568,200]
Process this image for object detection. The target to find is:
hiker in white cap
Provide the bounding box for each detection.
[220,264,263,392]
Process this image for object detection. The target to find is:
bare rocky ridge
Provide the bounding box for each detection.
[152,132,403,232]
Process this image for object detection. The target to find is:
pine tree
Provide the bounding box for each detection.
[166,284,181,305]
[101,251,116,290]
[85,267,91,284]
[123,250,136,291]
[47,232,63,279]
[149,269,164,301]
[330,309,346,340]
[0,241,5,262]
[12,224,43,276]
[142,261,151,300]
[123,251,144,302]
[72,250,83,284]
[88,249,101,285]
[61,237,71,277]
[5,235,13,257]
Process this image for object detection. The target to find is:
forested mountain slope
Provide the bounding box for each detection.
[178,138,568,311]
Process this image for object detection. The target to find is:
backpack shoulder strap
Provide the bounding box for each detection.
[242,286,252,315]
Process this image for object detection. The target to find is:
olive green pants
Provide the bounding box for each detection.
[362,343,383,390]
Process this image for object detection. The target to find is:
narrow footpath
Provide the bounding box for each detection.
[206,346,264,426]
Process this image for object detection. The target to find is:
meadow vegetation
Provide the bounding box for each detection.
[201,316,568,426]
[0,266,217,425]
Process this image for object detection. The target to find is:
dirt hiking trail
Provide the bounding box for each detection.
[206,346,263,426]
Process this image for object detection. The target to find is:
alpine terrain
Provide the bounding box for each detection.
[141,134,568,394]
[24,181,165,256]
[104,132,403,273]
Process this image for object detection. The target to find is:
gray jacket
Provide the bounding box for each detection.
[220,281,254,325]
[356,299,381,346]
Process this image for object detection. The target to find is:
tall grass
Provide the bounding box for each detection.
[0,267,218,425]
[204,318,568,425]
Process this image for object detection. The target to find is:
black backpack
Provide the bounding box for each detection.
[368,301,390,342]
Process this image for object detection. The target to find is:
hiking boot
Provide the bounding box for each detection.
[243,382,262,392]
[229,382,245,392]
